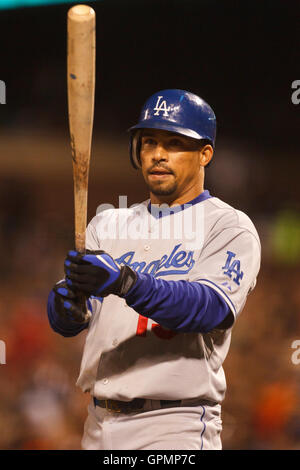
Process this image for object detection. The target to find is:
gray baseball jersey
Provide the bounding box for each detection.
[76,193,261,405]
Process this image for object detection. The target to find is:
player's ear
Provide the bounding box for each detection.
[199,144,213,167]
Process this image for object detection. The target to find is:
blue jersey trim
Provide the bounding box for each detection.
[148,190,212,219]
[200,406,206,450]
[196,279,236,314]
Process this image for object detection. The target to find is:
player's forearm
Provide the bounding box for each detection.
[47,290,89,337]
[124,273,231,333]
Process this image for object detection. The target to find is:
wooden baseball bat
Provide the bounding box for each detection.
[67,4,95,321]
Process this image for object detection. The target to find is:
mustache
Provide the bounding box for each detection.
[148,164,174,174]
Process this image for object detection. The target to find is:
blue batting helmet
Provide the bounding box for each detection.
[128,89,216,169]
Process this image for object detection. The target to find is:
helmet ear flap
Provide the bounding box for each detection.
[129,130,142,169]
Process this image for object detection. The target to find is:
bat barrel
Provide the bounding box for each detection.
[67,4,95,254]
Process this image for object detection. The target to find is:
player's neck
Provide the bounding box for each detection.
[150,181,204,207]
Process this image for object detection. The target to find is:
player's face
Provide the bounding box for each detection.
[140,129,209,202]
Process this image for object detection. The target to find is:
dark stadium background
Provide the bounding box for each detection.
[0,0,299,450]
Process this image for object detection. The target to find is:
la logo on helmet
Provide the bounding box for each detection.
[153,96,170,116]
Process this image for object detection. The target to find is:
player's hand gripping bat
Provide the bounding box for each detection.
[67,4,95,322]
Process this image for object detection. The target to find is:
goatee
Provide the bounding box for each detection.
[147,181,177,196]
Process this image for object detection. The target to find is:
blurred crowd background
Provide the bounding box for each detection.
[0,0,299,450]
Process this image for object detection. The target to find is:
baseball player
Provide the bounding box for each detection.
[47,89,261,450]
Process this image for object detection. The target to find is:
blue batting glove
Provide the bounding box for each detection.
[64,250,137,298]
[53,280,91,324]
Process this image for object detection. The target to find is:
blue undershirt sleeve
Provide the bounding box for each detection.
[47,290,90,337]
[124,272,233,333]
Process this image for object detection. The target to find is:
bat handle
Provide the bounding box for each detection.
[75,232,86,254]
[78,292,91,323]
[76,234,92,323]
